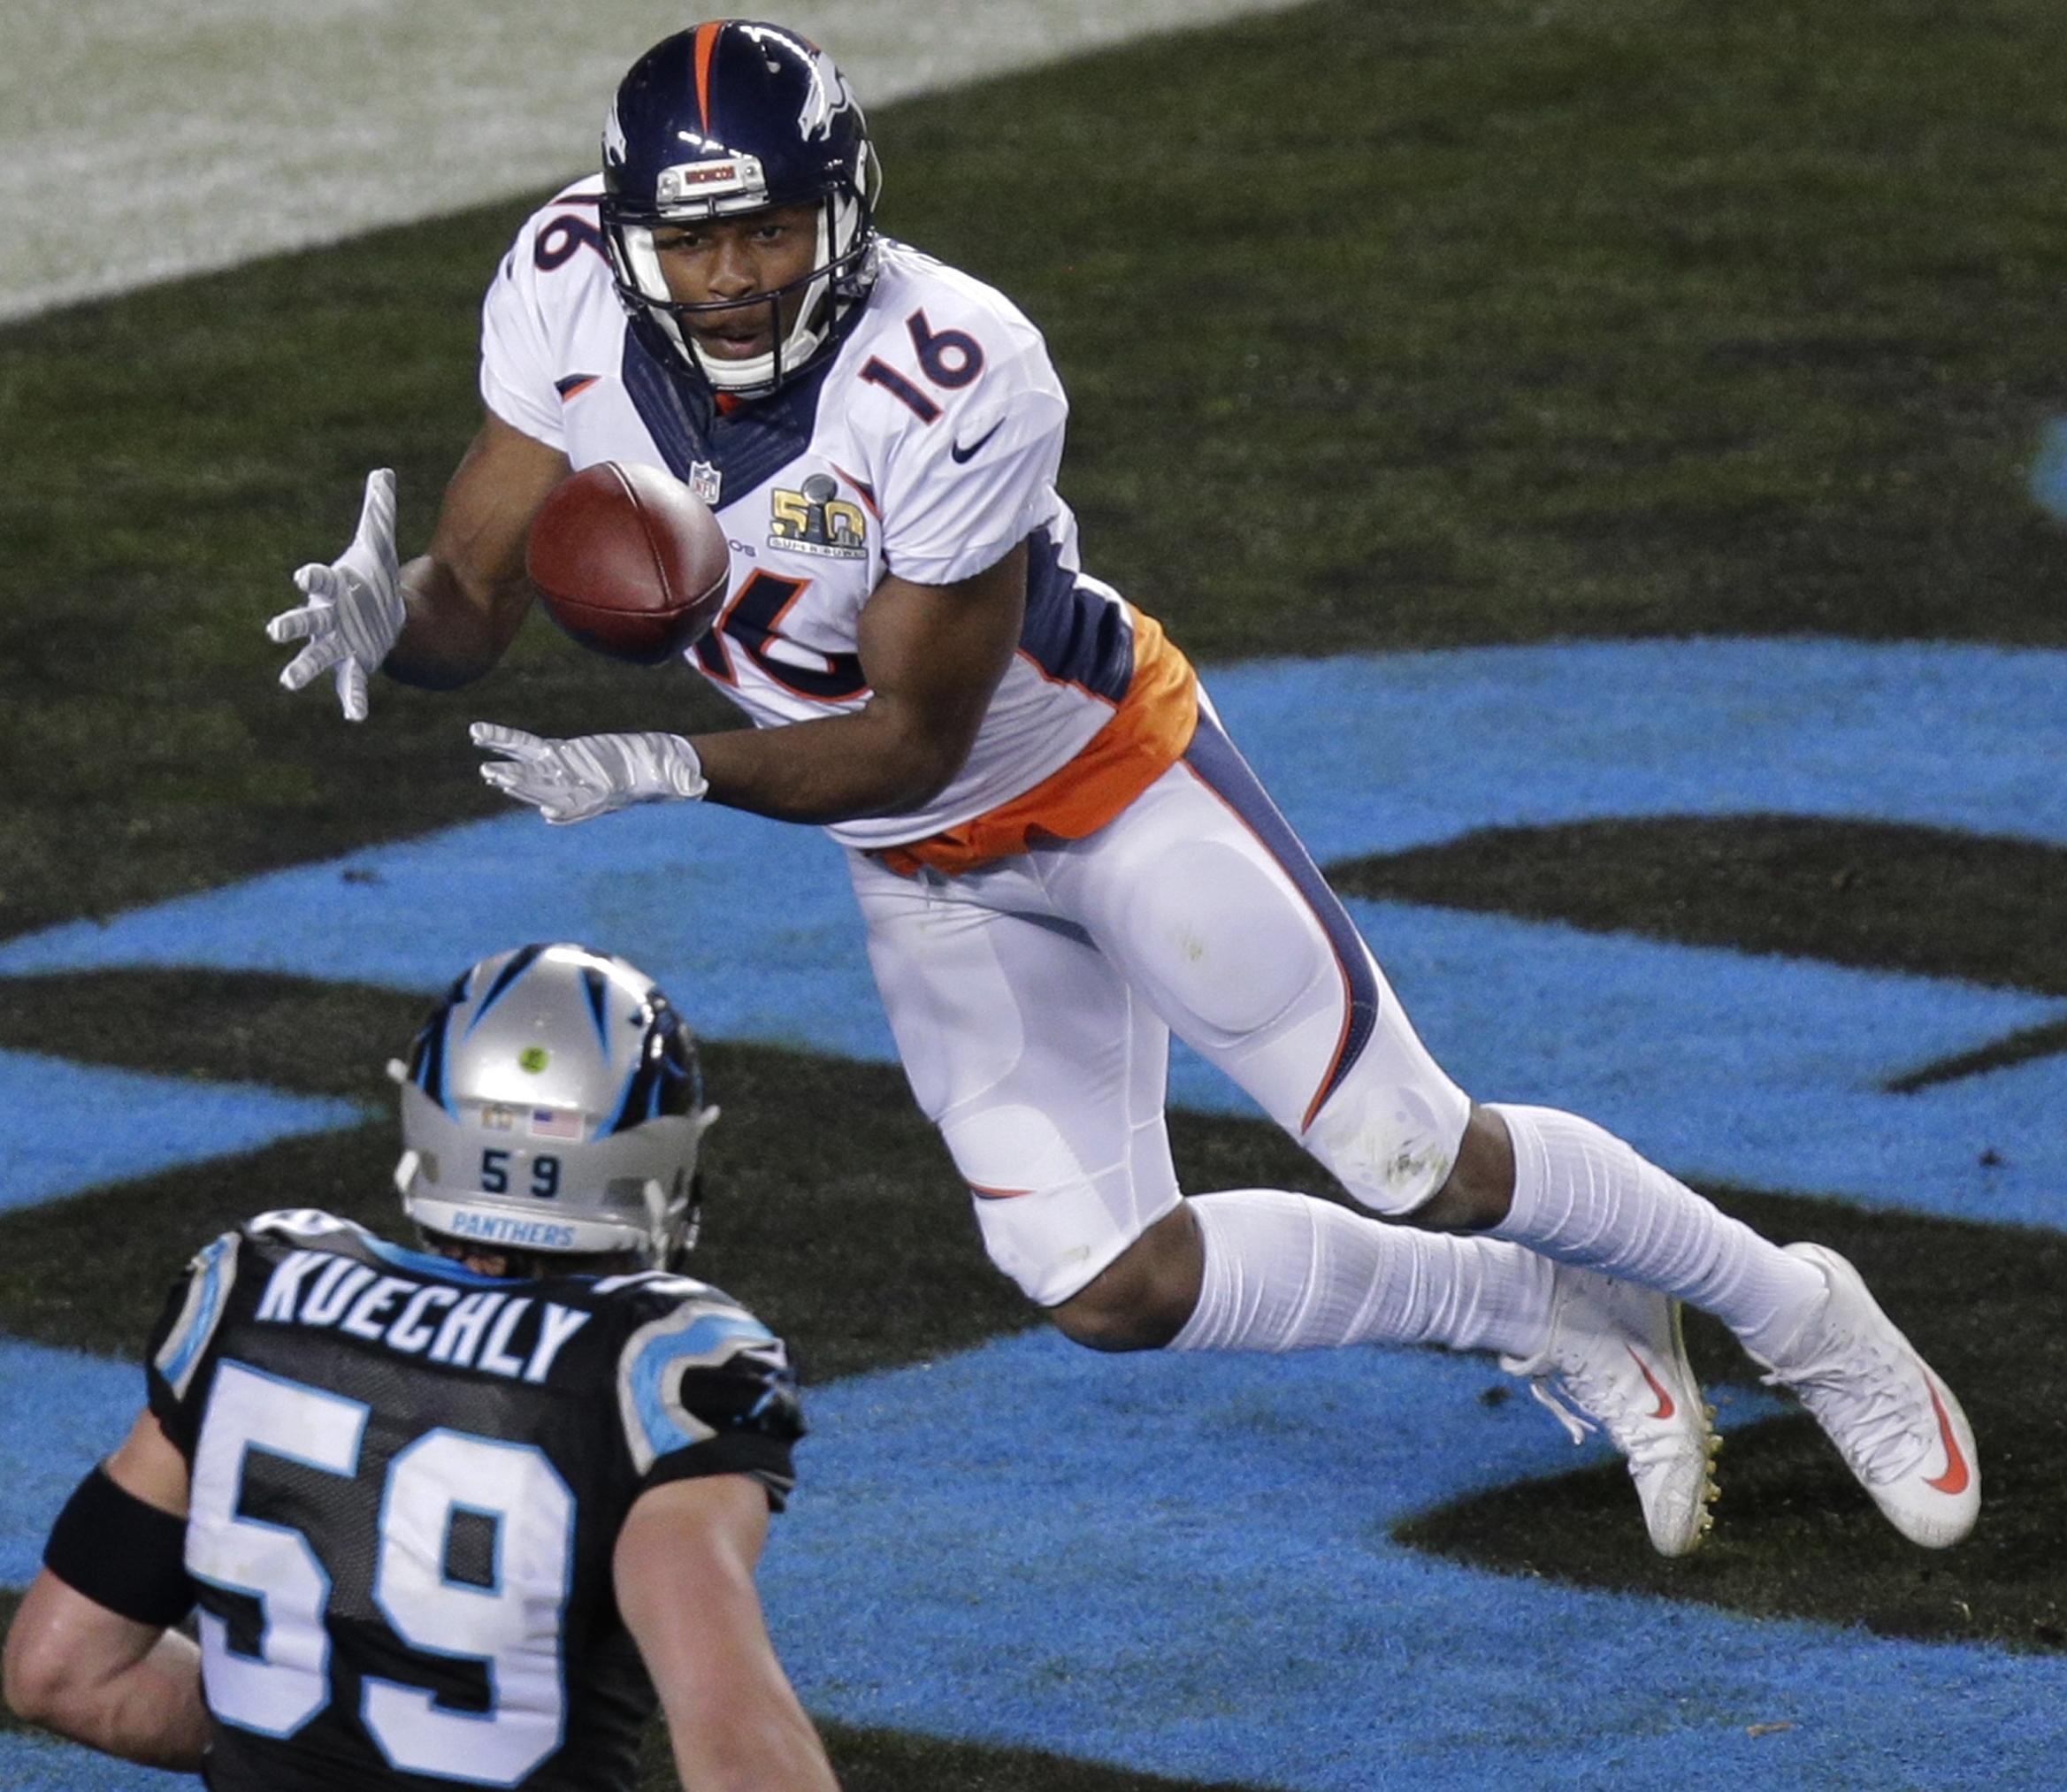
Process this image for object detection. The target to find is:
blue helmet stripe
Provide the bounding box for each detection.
[581,964,612,1054]
[464,943,548,1038]
[408,966,472,1115]
[414,1007,456,1116]
[602,1007,698,1135]
[602,1048,646,1137]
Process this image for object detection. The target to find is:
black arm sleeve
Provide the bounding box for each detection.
[42,1466,196,1628]
[645,1433,802,1510]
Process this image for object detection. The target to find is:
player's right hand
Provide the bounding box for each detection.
[471,724,710,824]
[267,469,406,723]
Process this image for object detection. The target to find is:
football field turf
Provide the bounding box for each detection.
[4,0,2067,1786]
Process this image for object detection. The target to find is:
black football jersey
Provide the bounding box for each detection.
[144,1209,803,1792]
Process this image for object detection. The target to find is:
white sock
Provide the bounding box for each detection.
[1168,1187,1552,1359]
[1489,1103,1825,1357]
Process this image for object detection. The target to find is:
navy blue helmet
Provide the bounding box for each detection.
[601,19,883,397]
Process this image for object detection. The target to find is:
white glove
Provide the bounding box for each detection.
[267,469,406,723]
[471,723,708,824]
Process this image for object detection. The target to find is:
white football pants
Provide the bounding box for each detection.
[849,710,1473,1306]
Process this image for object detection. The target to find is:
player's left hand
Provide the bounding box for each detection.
[266,468,407,723]
[471,724,709,824]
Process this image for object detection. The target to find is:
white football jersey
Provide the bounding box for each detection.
[479,178,1195,859]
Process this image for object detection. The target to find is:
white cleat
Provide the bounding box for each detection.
[1751,1242,1979,1549]
[1501,1265,1719,1558]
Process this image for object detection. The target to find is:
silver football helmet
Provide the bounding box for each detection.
[390,944,716,1266]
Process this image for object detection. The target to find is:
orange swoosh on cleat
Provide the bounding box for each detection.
[1923,1381,1971,1495]
[1627,1347,1676,1421]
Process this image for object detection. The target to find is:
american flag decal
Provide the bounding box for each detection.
[529,1108,584,1140]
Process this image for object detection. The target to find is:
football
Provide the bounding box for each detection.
[525,462,731,664]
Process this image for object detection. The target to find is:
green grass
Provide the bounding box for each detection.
[6,0,2067,938]
[814,1724,1263,1792]
[878,0,2067,652]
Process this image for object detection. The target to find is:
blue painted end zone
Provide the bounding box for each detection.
[1336,900,2067,1229]
[764,1330,2061,1792]
[10,638,2067,976]
[4,640,2064,1233]
[0,808,896,1064]
[1,640,2061,1788]
[0,1735,188,1792]
[0,1339,145,1585]
[0,1051,364,1214]
[1205,638,2067,861]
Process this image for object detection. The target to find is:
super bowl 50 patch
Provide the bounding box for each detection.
[769,474,867,559]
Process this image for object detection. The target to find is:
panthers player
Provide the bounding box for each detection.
[264,20,1978,1558]
[2,944,839,1792]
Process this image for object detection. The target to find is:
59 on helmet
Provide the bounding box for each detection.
[601,19,882,397]
[392,943,717,1267]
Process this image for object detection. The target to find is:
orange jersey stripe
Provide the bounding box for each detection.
[874,608,1198,878]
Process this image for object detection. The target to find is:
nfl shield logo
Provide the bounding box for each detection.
[690,461,723,506]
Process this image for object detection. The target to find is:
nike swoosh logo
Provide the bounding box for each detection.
[1923,1379,1971,1495]
[950,421,1004,463]
[1627,1347,1677,1421]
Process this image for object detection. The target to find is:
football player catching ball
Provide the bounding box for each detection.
[4,946,838,1792]
[265,20,1976,1559]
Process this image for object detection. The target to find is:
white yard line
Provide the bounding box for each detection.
[0,0,1303,321]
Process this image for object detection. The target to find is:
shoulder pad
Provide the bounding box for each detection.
[152,1230,242,1401]
[545,173,606,207]
[247,1207,376,1249]
[590,1268,715,1300]
[616,1291,792,1475]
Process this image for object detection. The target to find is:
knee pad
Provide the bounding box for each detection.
[1304,1073,1473,1217]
